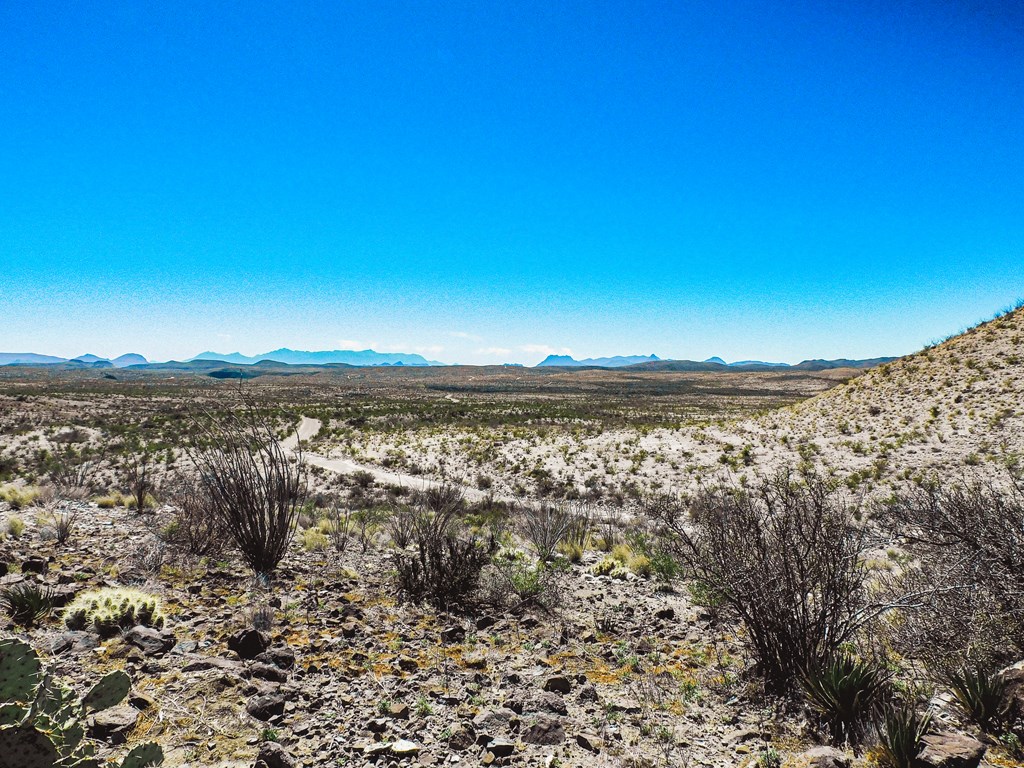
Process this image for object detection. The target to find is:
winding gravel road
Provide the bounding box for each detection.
[285,416,493,502]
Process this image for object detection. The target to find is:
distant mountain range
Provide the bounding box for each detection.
[0,353,147,368]
[191,348,444,367]
[0,348,897,374]
[536,354,896,372]
[537,354,660,368]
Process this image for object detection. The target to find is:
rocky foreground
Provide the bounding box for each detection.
[1,497,1020,768]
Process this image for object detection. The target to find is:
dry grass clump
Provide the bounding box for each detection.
[0,484,41,510]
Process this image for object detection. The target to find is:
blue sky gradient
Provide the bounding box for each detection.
[1,1,1021,365]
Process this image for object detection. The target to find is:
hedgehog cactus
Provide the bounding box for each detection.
[0,638,162,768]
[62,587,166,636]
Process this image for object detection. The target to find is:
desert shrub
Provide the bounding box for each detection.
[300,527,329,552]
[324,502,353,552]
[96,492,128,508]
[45,503,79,546]
[64,587,165,636]
[0,582,55,626]
[627,530,680,584]
[186,402,307,578]
[0,485,40,510]
[876,703,932,768]
[482,550,565,611]
[386,503,417,549]
[519,502,583,563]
[945,665,1009,734]
[652,472,878,692]
[47,443,99,500]
[802,655,890,746]
[880,473,1024,669]
[6,515,25,537]
[122,449,157,512]
[163,477,226,558]
[391,485,494,609]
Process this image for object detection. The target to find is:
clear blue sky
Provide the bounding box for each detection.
[1,1,1021,365]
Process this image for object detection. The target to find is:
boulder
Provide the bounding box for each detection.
[88,705,138,744]
[246,692,286,721]
[254,741,295,768]
[521,715,565,745]
[228,629,271,660]
[801,746,851,768]
[124,626,175,657]
[918,732,986,768]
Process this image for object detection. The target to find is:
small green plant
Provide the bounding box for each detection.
[63,587,165,637]
[945,665,1009,734]
[260,728,280,742]
[756,746,782,768]
[877,703,932,768]
[0,582,55,626]
[415,696,433,716]
[802,655,889,745]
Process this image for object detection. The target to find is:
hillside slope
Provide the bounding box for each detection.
[745,305,1024,485]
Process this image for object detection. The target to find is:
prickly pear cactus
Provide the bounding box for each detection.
[120,742,164,768]
[0,723,59,768]
[0,638,40,703]
[83,669,130,712]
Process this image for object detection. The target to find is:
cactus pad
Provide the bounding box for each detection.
[0,724,59,768]
[83,670,130,712]
[0,638,40,703]
[120,742,164,768]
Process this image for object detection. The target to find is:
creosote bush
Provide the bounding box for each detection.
[651,471,882,692]
[880,472,1024,671]
[391,485,495,609]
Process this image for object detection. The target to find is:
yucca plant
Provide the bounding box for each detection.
[0,582,55,626]
[802,654,890,745]
[877,703,932,768]
[946,664,1009,733]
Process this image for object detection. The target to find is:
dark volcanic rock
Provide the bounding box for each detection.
[125,625,175,656]
[246,692,286,721]
[228,629,271,660]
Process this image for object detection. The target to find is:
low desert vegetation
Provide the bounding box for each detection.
[0,308,1021,766]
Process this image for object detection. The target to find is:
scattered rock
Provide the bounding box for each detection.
[576,732,603,753]
[124,625,175,656]
[485,738,515,758]
[254,741,295,768]
[51,631,99,655]
[521,715,565,745]
[543,675,572,694]
[22,556,48,574]
[801,746,851,768]
[228,629,271,660]
[918,732,986,768]
[390,739,420,756]
[88,705,138,744]
[246,692,286,721]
